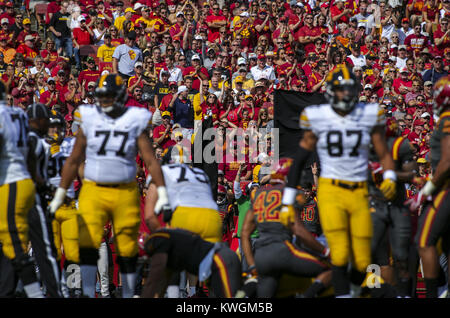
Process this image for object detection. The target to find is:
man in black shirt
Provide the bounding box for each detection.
[10,12,24,42]
[48,1,73,59]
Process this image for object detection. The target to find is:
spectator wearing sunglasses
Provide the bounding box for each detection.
[16,34,38,67]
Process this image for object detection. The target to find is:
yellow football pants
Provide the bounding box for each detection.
[52,201,79,263]
[0,179,35,260]
[170,206,222,243]
[77,180,141,258]
[317,178,372,272]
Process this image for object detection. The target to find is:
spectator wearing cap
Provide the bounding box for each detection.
[112,30,143,81]
[135,5,153,31]
[400,18,414,38]
[393,67,413,95]
[404,23,430,55]
[153,111,176,150]
[0,34,15,64]
[78,56,101,90]
[396,45,408,69]
[232,75,249,96]
[0,2,15,26]
[160,81,179,112]
[347,43,366,68]
[183,34,203,66]
[203,46,217,70]
[422,55,449,84]
[127,61,146,93]
[251,54,275,83]
[352,1,375,35]
[0,17,13,45]
[159,55,183,83]
[297,12,321,54]
[125,86,147,109]
[49,1,73,59]
[206,3,227,43]
[16,17,40,48]
[182,53,209,91]
[96,33,115,62]
[72,15,95,70]
[434,17,450,57]
[423,80,434,106]
[168,85,194,131]
[233,12,255,49]
[169,11,186,42]
[40,77,65,110]
[114,7,135,34]
[16,35,38,67]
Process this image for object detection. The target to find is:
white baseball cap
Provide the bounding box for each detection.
[240,11,249,17]
[191,54,201,61]
[133,2,144,10]
[364,84,372,90]
[177,85,188,93]
[237,57,247,65]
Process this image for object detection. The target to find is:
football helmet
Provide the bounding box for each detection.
[270,158,293,184]
[95,74,127,113]
[385,118,399,137]
[46,110,66,144]
[433,75,450,116]
[325,66,360,114]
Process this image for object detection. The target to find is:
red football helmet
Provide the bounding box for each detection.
[385,118,399,137]
[433,75,450,115]
[270,158,293,184]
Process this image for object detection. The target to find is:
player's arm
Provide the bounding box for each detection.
[144,183,163,232]
[427,134,450,191]
[282,129,317,206]
[371,125,397,200]
[48,128,87,214]
[137,132,170,213]
[241,208,257,271]
[144,252,169,298]
[396,160,417,183]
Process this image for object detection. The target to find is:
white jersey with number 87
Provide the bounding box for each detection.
[300,102,385,182]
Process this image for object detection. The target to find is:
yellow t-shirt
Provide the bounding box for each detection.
[97,44,115,62]
[135,17,152,29]
[193,92,203,121]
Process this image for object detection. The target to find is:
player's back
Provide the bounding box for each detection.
[162,163,218,211]
[430,111,450,174]
[0,105,31,185]
[251,184,291,247]
[76,104,152,184]
[301,102,384,182]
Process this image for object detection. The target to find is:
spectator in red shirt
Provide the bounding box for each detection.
[40,77,65,111]
[404,24,430,55]
[330,0,352,26]
[78,56,101,90]
[182,54,209,91]
[298,13,322,54]
[393,67,413,95]
[206,4,226,43]
[16,18,41,49]
[0,2,16,26]
[159,82,178,112]
[73,15,94,70]
[16,35,38,67]
[433,17,450,56]
[153,111,176,150]
[125,86,148,109]
[40,38,59,68]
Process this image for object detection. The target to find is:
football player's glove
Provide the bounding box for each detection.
[379,170,397,201]
[325,66,360,114]
[279,205,296,227]
[48,187,67,215]
[154,186,170,215]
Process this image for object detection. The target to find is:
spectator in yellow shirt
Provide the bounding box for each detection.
[114,7,135,34]
[97,33,116,62]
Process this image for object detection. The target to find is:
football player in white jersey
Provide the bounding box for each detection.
[45,111,80,297]
[282,66,398,298]
[144,162,223,298]
[0,84,45,298]
[48,74,169,298]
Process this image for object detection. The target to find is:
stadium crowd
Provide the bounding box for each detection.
[0,0,449,298]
